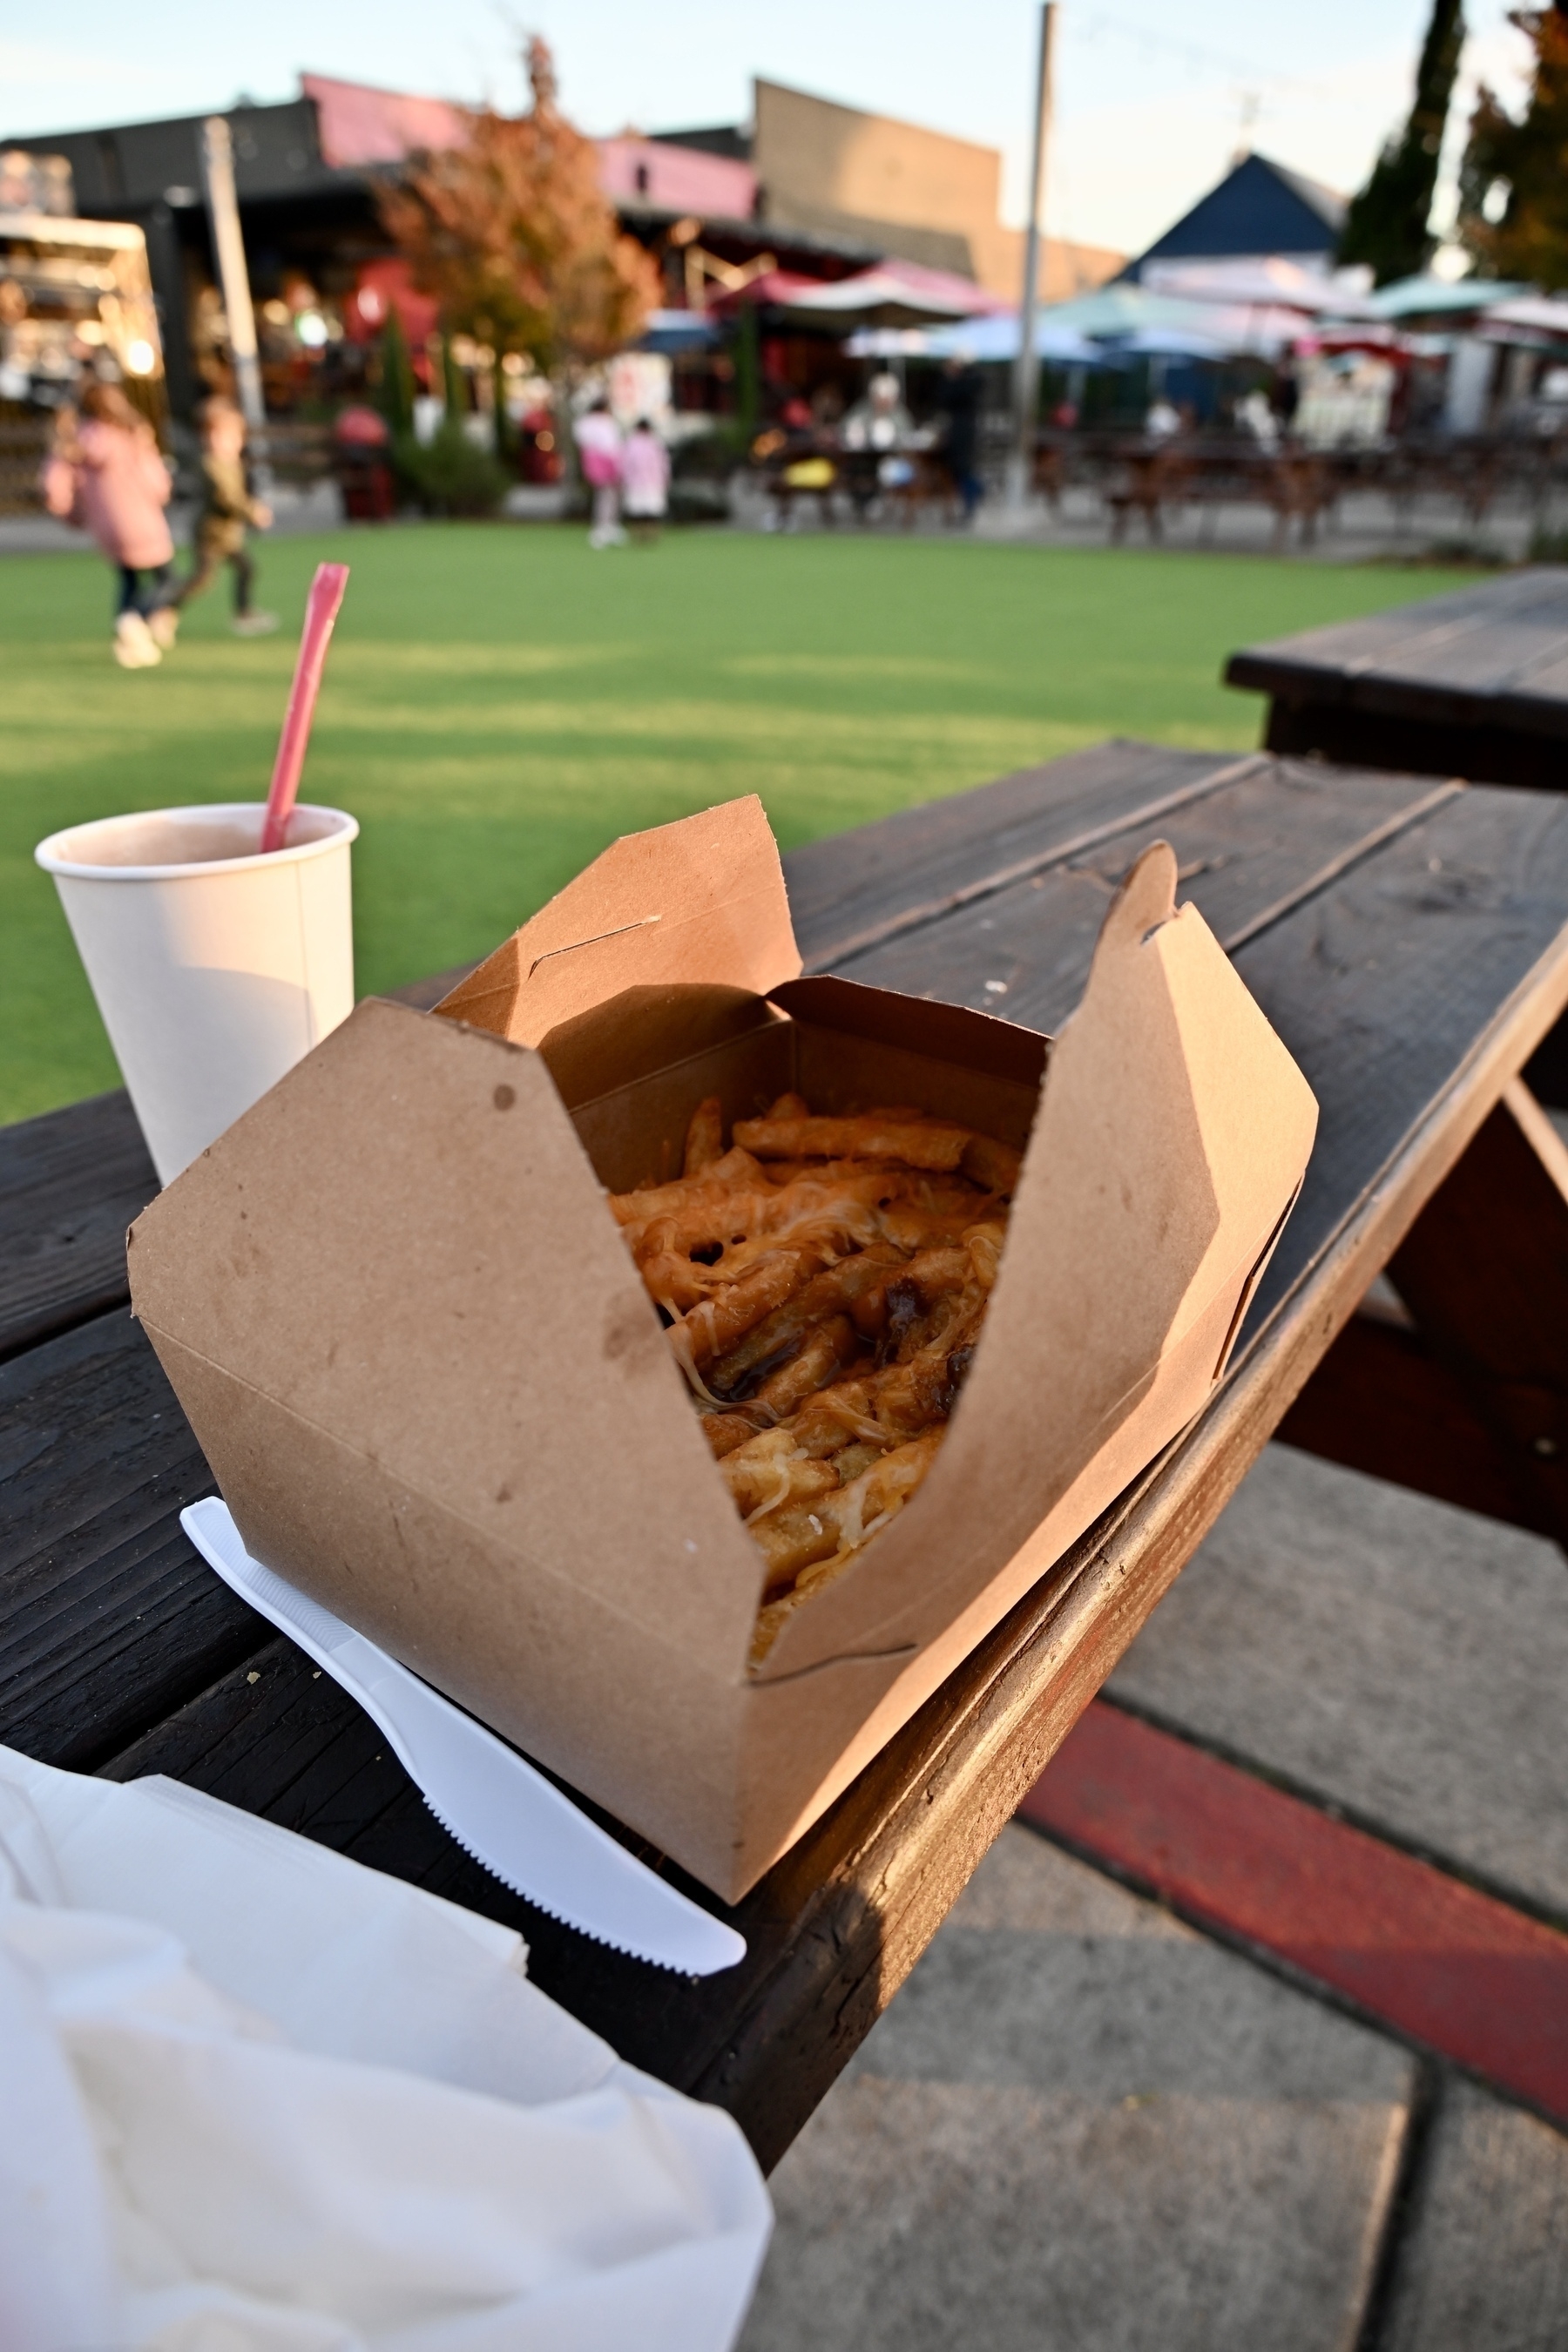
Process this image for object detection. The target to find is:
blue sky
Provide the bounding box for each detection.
[1,1,1531,256]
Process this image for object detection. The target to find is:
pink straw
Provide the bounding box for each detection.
[261,562,350,853]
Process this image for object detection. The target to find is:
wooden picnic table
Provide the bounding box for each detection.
[6,740,1568,2172]
[1226,565,1568,789]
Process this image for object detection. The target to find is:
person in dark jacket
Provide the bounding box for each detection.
[168,397,275,637]
[934,356,984,523]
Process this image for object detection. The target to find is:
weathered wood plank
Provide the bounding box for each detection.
[0,970,480,1367]
[1233,784,1568,1337]
[833,756,1447,1035]
[1227,570,1568,734]
[0,1092,157,1362]
[1228,570,1568,787]
[0,1311,239,1767]
[781,740,1247,970]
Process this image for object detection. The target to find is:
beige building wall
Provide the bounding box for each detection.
[753,78,1121,301]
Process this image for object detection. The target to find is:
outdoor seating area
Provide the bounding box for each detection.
[3,3,1568,2344]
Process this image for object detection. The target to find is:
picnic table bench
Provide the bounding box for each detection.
[7,740,1568,2171]
[1227,565,1568,790]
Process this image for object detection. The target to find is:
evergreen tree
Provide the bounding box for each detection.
[1460,5,1568,287]
[375,309,416,436]
[1340,0,1466,283]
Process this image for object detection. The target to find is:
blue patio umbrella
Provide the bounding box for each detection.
[922,313,1102,364]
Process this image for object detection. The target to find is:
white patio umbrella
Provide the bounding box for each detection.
[778,262,1000,331]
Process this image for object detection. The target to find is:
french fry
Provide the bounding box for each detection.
[706,1246,902,1396]
[876,1200,1004,1254]
[733,1114,972,1171]
[966,1221,1006,1289]
[701,1411,763,1460]
[720,1428,841,1522]
[673,1246,824,1369]
[747,1429,943,1647]
[610,1147,761,1227]
[873,1328,980,1436]
[754,1315,859,1419]
[605,1081,1023,1656]
[791,1378,887,1455]
[637,1246,712,1313]
[962,1133,1023,1197]
[683,1095,725,1176]
[721,1428,802,1512]
[828,1439,886,1484]
[622,1166,898,1267]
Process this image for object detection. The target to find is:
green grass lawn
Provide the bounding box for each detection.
[3,524,1479,1125]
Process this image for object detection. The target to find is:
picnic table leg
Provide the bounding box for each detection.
[1277,1078,1568,1546]
[1382,1078,1568,1548]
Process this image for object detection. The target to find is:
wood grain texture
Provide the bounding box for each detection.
[1227,569,1568,742]
[1232,785,1568,1342]
[831,755,1447,1036]
[0,1311,239,1767]
[0,1092,157,1362]
[781,740,1248,971]
[0,970,480,1369]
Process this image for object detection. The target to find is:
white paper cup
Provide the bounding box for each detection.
[36,802,358,1185]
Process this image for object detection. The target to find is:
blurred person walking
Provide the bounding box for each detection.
[621,418,670,544]
[168,397,276,639]
[42,382,174,667]
[934,356,983,523]
[575,397,625,548]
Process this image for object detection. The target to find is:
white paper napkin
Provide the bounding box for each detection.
[0,1746,770,2352]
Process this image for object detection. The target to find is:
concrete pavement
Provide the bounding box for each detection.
[740,1445,1568,2350]
[742,1828,1412,2352]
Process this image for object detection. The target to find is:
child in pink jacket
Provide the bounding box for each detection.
[44,381,175,667]
[620,418,671,545]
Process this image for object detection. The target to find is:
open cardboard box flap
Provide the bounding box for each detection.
[128,801,1317,1898]
[432,795,801,1049]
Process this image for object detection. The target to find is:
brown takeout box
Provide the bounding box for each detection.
[129,797,1317,1902]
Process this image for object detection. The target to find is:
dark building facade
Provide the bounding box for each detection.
[10,96,380,416]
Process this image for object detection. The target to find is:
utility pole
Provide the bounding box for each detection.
[200,115,269,471]
[1010,1,1058,510]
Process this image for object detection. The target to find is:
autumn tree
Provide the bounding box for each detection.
[1340,0,1466,284]
[1459,3,1568,287]
[378,38,659,377]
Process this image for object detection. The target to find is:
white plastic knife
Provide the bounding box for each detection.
[180,1497,745,1977]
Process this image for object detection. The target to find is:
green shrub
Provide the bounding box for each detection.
[394,422,509,517]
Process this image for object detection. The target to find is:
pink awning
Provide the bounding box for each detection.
[597,138,756,221]
[302,73,469,168]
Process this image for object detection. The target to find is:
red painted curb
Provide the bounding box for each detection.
[1019,1701,1568,2124]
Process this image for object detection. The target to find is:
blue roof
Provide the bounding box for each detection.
[1127,153,1346,277]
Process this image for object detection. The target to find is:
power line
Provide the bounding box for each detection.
[1065,6,1343,97]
